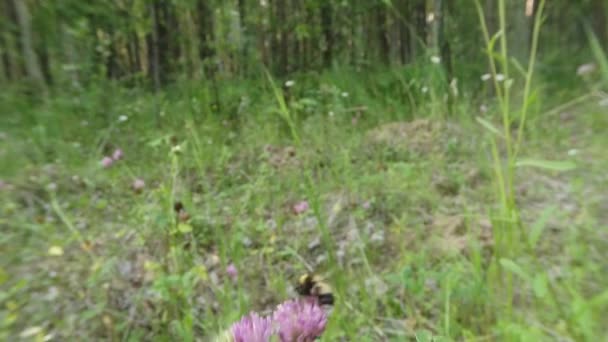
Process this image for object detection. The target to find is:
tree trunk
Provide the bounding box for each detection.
[321,0,333,68]
[376,3,390,64]
[196,0,214,61]
[147,3,161,90]
[277,0,288,75]
[13,0,45,89]
[397,0,411,64]
[237,0,248,75]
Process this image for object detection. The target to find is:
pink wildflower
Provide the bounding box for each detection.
[112,148,123,161]
[293,201,309,215]
[226,263,238,281]
[101,156,114,168]
[132,178,145,193]
[230,312,273,342]
[273,299,328,342]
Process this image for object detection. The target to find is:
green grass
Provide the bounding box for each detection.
[1,49,608,341]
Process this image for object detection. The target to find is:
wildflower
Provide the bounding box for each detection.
[112,148,123,161]
[293,201,309,215]
[362,201,371,210]
[273,299,328,342]
[285,80,295,88]
[576,63,596,76]
[171,145,182,154]
[495,74,505,82]
[421,86,429,94]
[341,92,349,98]
[567,149,579,156]
[226,263,238,281]
[46,183,57,192]
[430,56,441,64]
[481,73,492,81]
[118,115,128,122]
[132,178,145,193]
[230,312,273,342]
[101,156,114,168]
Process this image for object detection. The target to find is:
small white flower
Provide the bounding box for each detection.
[118,115,128,122]
[567,149,579,156]
[495,74,505,82]
[426,12,435,23]
[481,74,492,81]
[285,80,295,87]
[47,183,57,191]
[81,120,89,126]
[430,56,441,64]
[480,104,488,113]
[328,111,335,117]
[341,92,349,98]
[421,86,429,94]
[576,63,596,76]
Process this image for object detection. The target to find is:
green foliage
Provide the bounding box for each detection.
[1,1,607,341]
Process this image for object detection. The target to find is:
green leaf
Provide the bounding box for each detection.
[532,274,548,298]
[476,116,503,137]
[585,25,608,84]
[177,223,193,233]
[487,30,503,55]
[499,258,530,280]
[415,330,433,342]
[515,159,576,171]
[0,267,7,285]
[510,57,527,78]
[528,205,556,248]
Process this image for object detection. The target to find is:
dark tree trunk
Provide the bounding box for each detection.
[106,31,120,79]
[414,0,426,52]
[155,0,171,85]
[397,0,411,64]
[278,0,288,75]
[376,3,390,64]
[38,41,52,85]
[321,0,333,68]
[196,0,214,61]
[147,2,160,90]
[302,3,314,70]
[269,0,279,73]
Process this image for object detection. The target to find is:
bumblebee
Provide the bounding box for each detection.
[296,274,334,306]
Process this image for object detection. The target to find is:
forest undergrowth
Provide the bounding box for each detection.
[1,58,607,341]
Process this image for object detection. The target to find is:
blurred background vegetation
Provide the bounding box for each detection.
[1,0,608,341]
[1,0,605,93]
